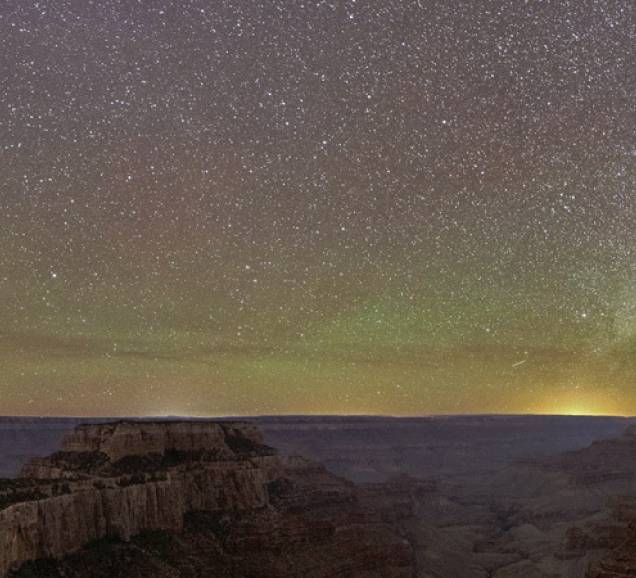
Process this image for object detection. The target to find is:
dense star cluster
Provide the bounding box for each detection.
[0,0,634,416]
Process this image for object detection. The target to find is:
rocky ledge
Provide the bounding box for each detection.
[0,421,416,577]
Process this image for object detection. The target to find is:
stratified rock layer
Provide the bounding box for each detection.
[0,421,415,578]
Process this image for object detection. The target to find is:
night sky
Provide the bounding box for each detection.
[1,0,634,417]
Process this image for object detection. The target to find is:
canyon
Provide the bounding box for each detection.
[2,416,636,576]
[1,420,416,577]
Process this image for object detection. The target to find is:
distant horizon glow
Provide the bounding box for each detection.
[2,408,633,420]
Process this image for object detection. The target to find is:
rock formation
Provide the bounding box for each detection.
[0,420,415,578]
[6,417,636,577]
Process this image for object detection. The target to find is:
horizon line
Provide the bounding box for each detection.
[1,412,634,420]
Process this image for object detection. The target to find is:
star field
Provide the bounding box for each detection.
[0,0,634,416]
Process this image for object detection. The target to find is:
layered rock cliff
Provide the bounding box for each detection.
[7,417,636,577]
[0,421,415,578]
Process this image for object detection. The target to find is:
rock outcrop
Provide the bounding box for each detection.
[6,416,636,577]
[0,421,415,578]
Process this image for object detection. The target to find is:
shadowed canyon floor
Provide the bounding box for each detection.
[2,416,636,577]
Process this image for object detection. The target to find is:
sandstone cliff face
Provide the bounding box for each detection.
[1,421,415,578]
[61,421,231,459]
[21,420,268,478]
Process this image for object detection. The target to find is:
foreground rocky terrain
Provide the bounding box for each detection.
[0,420,417,577]
[3,416,636,577]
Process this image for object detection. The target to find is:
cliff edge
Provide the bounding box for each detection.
[0,421,415,578]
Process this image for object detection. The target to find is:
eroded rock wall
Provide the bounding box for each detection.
[1,421,415,578]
